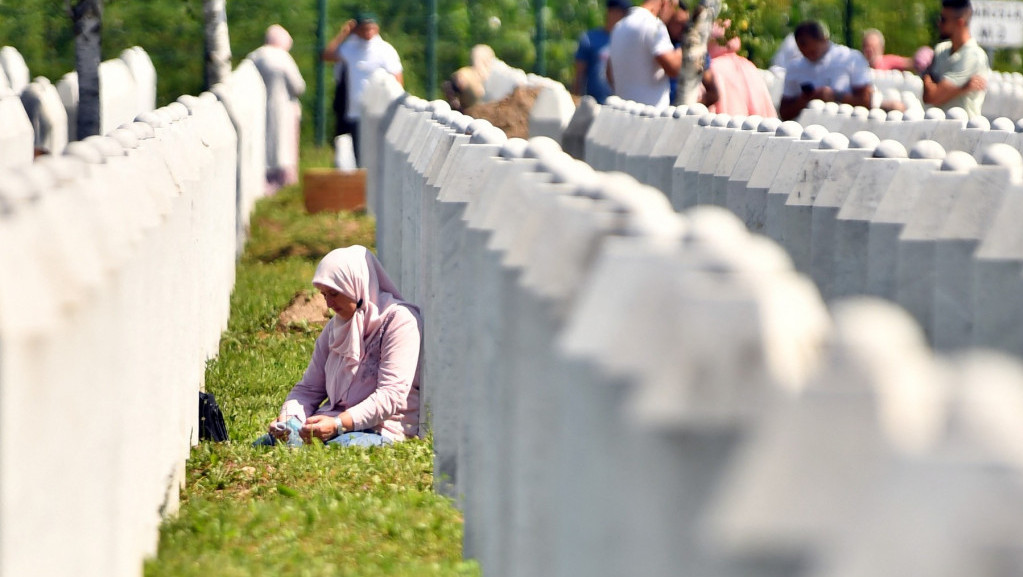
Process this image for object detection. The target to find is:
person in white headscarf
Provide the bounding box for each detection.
[255,246,422,448]
[247,24,306,191]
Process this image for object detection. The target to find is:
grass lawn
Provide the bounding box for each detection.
[144,145,478,577]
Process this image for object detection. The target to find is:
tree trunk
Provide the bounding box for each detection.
[71,0,102,139]
[204,0,232,88]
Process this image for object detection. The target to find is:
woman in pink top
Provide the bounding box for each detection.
[255,246,422,448]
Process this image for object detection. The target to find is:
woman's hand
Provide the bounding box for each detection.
[300,414,338,443]
[268,417,290,441]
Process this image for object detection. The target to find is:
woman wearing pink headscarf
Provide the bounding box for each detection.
[705,21,778,118]
[256,246,422,448]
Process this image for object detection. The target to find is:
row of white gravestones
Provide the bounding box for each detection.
[0,45,156,147]
[361,71,1023,577]
[0,63,265,575]
[212,58,269,255]
[583,98,1023,356]
[767,67,1019,120]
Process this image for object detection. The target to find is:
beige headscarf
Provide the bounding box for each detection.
[312,246,415,405]
[266,24,293,52]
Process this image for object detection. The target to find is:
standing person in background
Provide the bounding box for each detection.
[704,20,777,117]
[248,24,306,191]
[322,12,403,166]
[923,0,989,118]
[608,0,682,108]
[779,20,873,121]
[861,28,914,71]
[573,0,632,104]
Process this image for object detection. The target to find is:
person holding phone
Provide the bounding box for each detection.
[779,20,873,121]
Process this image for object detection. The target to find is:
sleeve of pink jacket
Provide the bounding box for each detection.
[283,324,331,418]
[346,307,422,432]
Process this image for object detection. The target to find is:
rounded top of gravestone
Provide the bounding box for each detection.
[873,139,907,159]
[428,99,452,116]
[109,128,140,150]
[548,156,597,186]
[135,110,164,129]
[924,107,946,120]
[686,103,709,116]
[837,103,854,116]
[823,101,840,114]
[820,132,849,150]
[756,117,782,133]
[125,121,155,141]
[828,296,928,375]
[661,105,677,117]
[407,96,429,112]
[470,126,506,145]
[852,105,871,119]
[946,106,969,122]
[908,140,946,160]
[980,143,1023,183]
[867,107,888,121]
[885,109,904,122]
[164,102,189,121]
[64,141,105,164]
[711,114,731,127]
[727,115,747,128]
[967,115,991,130]
[741,115,762,131]
[672,105,689,118]
[683,204,749,249]
[992,116,1015,132]
[775,120,803,137]
[849,130,881,149]
[449,112,474,133]
[640,105,659,118]
[605,95,624,108]
[807,99,825,111]
[941,150,978,171]
[625,101,645,115]
[176,94,200,113]
[500,138,529,159]
[902,107,925,121]
[525,136,563,160]
[429,109,454,126]
[801,124,828,141]
[1015,118,1023,133]
[465,118,494,136]
[698,113,716,127]
[83,135,126,158]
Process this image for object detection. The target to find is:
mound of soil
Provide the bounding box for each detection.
[464,85,541,139]
[277,291,331,330]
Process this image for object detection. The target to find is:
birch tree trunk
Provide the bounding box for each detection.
[71,0,102,139]
[204,0,232,88]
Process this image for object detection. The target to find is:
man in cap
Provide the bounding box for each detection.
[322,11,403,165]
[573,0,632,104]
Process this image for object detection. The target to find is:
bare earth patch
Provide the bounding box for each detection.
[464,85,541,139]
[277,291,331,330]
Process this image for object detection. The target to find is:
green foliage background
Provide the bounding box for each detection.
[2,0,1021,141]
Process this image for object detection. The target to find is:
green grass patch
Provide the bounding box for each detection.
[144,144,477,577]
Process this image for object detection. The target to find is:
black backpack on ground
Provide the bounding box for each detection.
[199,392,229,442]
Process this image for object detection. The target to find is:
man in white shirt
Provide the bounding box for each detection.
[779,20,873,121]
[322,12,403,165]
[607,0,682,109]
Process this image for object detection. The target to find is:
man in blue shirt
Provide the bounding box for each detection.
[573,0,632,104]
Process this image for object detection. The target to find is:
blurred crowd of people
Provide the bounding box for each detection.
[572,0,989,122]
